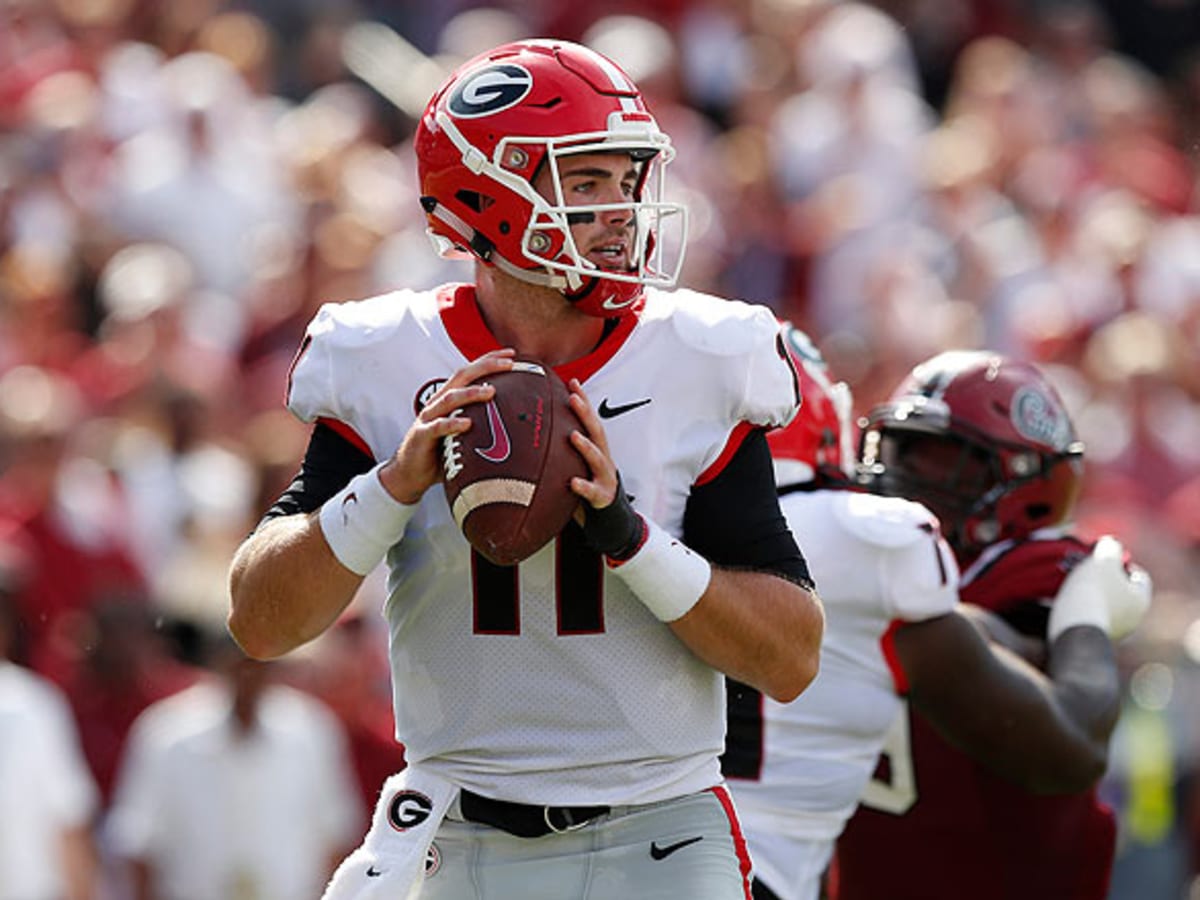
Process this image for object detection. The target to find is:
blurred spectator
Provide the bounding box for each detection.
[100,50,301,324]
[285,611,402,818]
[768,2,934,336]
[0,557,100,900]
[105,629,362,900]
[0,364,147,682]
[58,598,199,803]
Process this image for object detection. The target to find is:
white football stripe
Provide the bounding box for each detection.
[451,478,535,526]
[587,48,641,114]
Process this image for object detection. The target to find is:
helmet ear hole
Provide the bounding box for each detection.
[455,190,492,213]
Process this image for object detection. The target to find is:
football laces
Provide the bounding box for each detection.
[442,410,465,480]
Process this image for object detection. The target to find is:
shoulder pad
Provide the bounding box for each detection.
[665,289,780,357]
[288,290,428,425]
[832,492,942,549]
[305,290,418,347]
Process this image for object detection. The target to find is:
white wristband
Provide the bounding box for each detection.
[608,520,712,622]
[319,465,417,576]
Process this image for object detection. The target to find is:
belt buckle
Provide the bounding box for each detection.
[543,806,590,835]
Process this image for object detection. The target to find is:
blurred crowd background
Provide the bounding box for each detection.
[1,0,1199,897]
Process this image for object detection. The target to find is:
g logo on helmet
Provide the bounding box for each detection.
[448,64,533,118]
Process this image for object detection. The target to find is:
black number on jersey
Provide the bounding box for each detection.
[722,679,765,780]
[472,522,605,635]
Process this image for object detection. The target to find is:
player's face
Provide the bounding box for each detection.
[535,152,639,272]
[880,430,996,535]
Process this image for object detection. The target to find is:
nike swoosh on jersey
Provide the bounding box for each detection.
[649,836,704,860]
[598,397,652,419]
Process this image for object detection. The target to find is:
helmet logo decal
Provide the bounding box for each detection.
[784,327,825,367]
[448,64,533,118]
[1011,386,1071,450]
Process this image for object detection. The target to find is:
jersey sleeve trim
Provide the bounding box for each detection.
[881,618,910,695]
[284,333,313,408]
[316,416,373,460]
[696,422,755,487]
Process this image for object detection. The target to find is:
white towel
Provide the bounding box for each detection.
[322,767,458,900]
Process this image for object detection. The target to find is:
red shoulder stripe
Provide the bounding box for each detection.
[316,416,373,459]
[696,422,757,486]
[880,618,910,695]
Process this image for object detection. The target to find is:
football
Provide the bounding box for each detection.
[440,359,588,566]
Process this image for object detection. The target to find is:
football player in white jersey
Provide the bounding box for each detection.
[722,325,1151,900]
[227,40,824,900]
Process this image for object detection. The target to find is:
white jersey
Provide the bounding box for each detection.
[725,489,959,900]
[287,283,798,806]
[0,661,98,900]
[107,681,362,900]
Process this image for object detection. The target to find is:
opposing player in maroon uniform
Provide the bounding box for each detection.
[834,351,1151,900]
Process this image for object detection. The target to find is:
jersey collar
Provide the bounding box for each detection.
[438,282,639,384]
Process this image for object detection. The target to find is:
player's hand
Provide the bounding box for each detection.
[1047,536,1152,642]
[565,379,645,559]
[379,349,515,504]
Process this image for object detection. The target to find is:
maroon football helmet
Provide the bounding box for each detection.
[767,323,855,488]
[858,351,1084,561]
[415,39,687,317]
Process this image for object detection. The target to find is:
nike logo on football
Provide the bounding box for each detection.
[366,865,384,877]
[649,836,703,860]
[598,397,652,419]
[476,400,512,463]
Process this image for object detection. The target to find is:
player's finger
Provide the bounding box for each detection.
[566,379,612,456]
[447,349,516,388]
[419,383,494,422]
[569,430,618,504]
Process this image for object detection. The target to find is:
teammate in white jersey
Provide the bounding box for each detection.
[227,40,823,900]
[722,325,1150,900]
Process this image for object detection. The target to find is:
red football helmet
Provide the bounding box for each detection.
[767,323,855,488]
[858,351,1084,561]
[415,39,687,317]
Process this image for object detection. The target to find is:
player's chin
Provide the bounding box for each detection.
[590,259,634,276]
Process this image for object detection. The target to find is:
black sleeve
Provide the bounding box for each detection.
[682,428,814,590]
[257,421,377,529]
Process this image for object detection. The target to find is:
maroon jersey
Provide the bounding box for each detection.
[833,534,1117,900]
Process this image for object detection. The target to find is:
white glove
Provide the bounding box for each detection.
[1047,536,1153,642]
